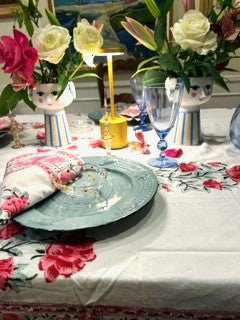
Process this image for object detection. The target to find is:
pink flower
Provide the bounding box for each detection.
[182,0,195,12]
[0,221,24,239]
[67,145,78,150]
[36,131,45,140]
[1,195,29,218]
[33,122,44,129]
[0,29,38,88]
[59,170,75,184]
[162,185,171,192]
[1,314,23,320]
[37,147,51,153]
[207,162,222,167]
[179,162,198,172]
[89,139,102,148]
[165,148,183,158]
[203,179,223,190]
[0,257,14,291]
[38,235,96,282]
[226,165,240,182]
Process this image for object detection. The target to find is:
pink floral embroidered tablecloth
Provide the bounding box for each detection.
[1,110,240,320]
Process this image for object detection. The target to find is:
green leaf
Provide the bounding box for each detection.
[137,56,159,71]
[71,72,99,81]
[161,0,174,16]
[158,53,182,72]
[154,24,166,52]
[57,73,69,98]
[0,85,22,116]
[22,90,37,111]
[45,8,61,26]
[143,69,167,86]
[145,0,161,19]
[23,12,34,36]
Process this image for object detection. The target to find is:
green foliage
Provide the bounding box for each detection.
[134,0,240,92]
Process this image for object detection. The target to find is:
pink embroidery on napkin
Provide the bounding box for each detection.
[36,131,45,140]
[4,151,83,184]
[32,122,44,129]
[1,194,29,218]
[0,116,11,131]
[119,103,140,118]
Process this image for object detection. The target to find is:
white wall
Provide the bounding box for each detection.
[0,0,239,115]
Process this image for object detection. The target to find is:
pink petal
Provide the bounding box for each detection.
[165,148,183,158]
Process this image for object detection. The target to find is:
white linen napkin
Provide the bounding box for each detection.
[0,150,83,220]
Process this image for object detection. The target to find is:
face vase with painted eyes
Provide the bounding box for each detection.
[181,77,213,108]
[30,82,76,112]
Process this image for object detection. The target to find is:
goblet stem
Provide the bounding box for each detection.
[157,138,168,161]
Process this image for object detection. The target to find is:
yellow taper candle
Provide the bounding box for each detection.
[107,54,115,120]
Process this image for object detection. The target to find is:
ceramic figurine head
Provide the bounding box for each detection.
[181,77,213,108]
[165,77,213,110]
[30,82,76,112]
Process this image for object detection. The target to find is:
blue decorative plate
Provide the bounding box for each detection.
[14,157,158,231]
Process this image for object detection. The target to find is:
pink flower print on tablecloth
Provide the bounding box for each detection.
[179,162,198,172]
[226,165,240,183]
[1,313,23,320]
[0,221,24,239]
[38,235,96,282]
[0,257,14,290]
[203,179,223,190]
[207,162,223,167]
[1,194,29,218]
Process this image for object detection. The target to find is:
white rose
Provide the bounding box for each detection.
[73,19,103,66]
[32,25,71,64]
[171,10,217,55]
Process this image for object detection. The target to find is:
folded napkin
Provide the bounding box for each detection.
[0,150,83,220]
[119,103,140,118]
[0,116,11,131]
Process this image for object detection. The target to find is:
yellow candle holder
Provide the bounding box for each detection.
[100,116,128,149]
[96,47,128,149]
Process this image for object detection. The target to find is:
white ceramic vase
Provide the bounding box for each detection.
[172,77,213,145]
[30,82,76,147]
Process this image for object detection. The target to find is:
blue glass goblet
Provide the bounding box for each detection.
[130,74,152,131]
[144,79,184,168]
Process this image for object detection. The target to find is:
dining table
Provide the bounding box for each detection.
[1,107,240,320]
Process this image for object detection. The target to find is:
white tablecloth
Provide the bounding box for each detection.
[1,108,240,319]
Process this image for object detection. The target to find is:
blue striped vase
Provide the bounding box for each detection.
[173,108,201,146]
[172,77,213,146]
[44,110,72,147]
[30,82,76,147]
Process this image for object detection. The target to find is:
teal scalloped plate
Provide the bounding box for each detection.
[14,157,158,231]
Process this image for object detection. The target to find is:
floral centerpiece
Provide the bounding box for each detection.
[122,0,240,145]
[121,0,240,91]
[0,0,103,116]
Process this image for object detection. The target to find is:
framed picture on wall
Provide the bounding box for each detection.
[0,0,20,17]
[52,0,162,59]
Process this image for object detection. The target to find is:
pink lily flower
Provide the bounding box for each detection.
[182,0,195,12]
[121,17,157,51]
